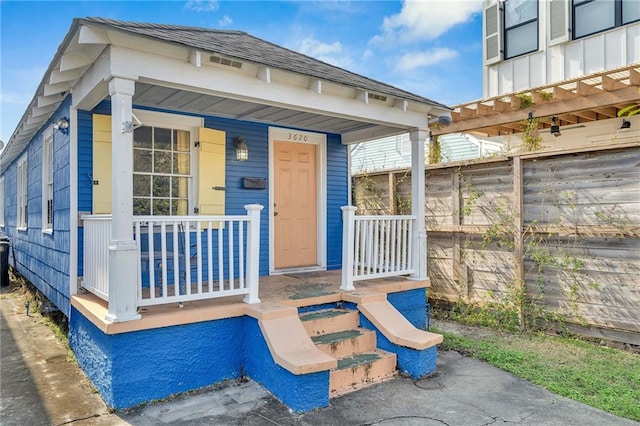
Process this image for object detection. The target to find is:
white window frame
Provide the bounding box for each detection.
[42,126,54,233]
[131,110,202,216]
[17,154,28,231]
[503,0,539,60]
[572,0,640,40]
[0,176,5,228]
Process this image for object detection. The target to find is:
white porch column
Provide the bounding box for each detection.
[243,204,264,304]
[409,129,428,280]
[105,77,140,323]
[340,205,356,291]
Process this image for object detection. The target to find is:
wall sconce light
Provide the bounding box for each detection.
[234,136,248,161]
[53,117,69,135]
[620,119,631,130]
[550,116,561,137]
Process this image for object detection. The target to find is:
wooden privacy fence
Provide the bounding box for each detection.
[353,144,640,346]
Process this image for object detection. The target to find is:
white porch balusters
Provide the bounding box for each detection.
[340,205,357,290]
[243,204,264,304]
[409,129,428,281]
[105,77,141,323]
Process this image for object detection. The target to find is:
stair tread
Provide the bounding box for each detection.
[299,308,352,322]
[335,350,395,371]
[310,328,372,344]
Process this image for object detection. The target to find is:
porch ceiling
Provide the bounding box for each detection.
[133,82,383,137]
[432,64,640,137]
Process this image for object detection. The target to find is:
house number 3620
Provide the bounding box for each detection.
[287,132,308,141]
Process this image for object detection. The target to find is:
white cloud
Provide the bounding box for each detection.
[395,47,458,72]
[218,15,233,27]
[299,38,342,57]
[375,0,482,44]
[295,37,354,69]
[184,0,219,13]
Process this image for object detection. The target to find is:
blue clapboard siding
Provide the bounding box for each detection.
[76,103,348,279]
[1,96,72,315]
[326,133,348,270]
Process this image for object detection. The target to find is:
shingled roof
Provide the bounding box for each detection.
[81,17,450,110]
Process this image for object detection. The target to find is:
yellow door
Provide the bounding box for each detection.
[274,141,317,269]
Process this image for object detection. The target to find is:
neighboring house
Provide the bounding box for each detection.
[351,132,503,174]
[433,0,640,147]
[0,18,449,411]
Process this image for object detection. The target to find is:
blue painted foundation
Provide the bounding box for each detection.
[244,318,330,412]
[359,315,438,379]
[69,287,434,411]
[69,307,243,408]
[70,308,329,412]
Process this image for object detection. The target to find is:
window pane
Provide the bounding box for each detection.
[574,0,615,38]
[154,151,172,174]
[134,149,152,173]
[153,176,170,197]
[623,0,640,24]
[153,199,170,216]
[505,21,538,58]
[174,153,190,175]
[133,174,151,197]
[134,198,150,216]
[172,177,189,198]
[172,199,188,216]
[175,130,190,152]
[505,0,537,28]
[154,128,172,151]
[134,126,152,149]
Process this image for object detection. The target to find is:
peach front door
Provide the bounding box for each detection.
[274,141,318,269]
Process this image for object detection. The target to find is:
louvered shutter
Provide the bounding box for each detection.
[549,0,570,46]
[484,1,503,65]
[93,114,112,214]
[197,127,226,227]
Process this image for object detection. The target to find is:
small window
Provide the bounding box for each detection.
[42,126,54,232]
[504,0,539,59]
[17,154,28,230]
[133,126,191,216]
[0,177,5,227]
[573,0,640,39]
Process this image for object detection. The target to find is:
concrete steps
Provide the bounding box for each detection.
[299,308,397,397]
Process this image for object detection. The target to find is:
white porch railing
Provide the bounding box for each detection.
[81,205,263,308]
[82,215,112,301]
[341,206,415,290]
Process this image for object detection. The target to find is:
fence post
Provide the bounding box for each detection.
[243,204,264,304]
[341,206,357,290]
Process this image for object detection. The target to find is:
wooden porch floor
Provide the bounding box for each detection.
[71,270,429,334]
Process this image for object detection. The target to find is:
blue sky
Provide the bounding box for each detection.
[0,0,483,144]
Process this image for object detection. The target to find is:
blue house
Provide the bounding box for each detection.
[0,18,447,412]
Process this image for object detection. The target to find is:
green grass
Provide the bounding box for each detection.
[434,328,640,421]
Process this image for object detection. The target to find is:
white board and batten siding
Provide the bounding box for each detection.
[483,0,640,98]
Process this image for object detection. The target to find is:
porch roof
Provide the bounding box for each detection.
[1,17,451,173]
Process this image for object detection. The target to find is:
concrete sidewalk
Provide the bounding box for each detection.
[1,284,637,425]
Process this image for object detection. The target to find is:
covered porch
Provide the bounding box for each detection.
[79,207,423,321]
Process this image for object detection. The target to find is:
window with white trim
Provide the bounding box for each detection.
[42,126,54,232]
[133,126,191,216]
[17,154,28,230]
[573,0,640,39]
[504,0,538,59]
[0,177,5,227]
